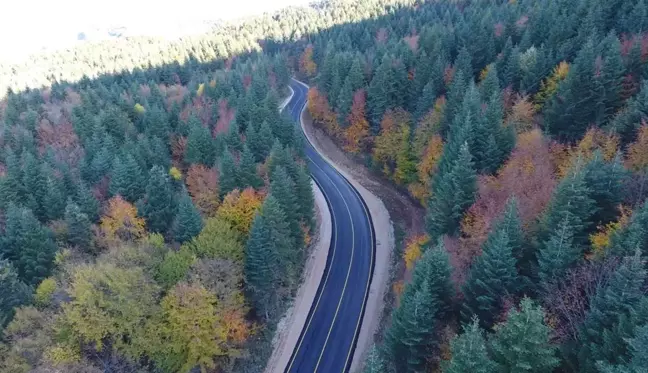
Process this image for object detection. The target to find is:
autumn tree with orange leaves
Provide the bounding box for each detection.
[186,164,220,216]
[299,45,317,78]
[344,89,371,153]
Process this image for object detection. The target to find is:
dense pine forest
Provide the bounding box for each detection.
[1,0,648,372]
[296,0,648,372]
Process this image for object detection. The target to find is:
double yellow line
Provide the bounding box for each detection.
[284,81,376,373]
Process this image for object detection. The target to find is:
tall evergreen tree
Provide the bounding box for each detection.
[239,144,263,189]
[270,166,303,253]
[64,200,92,250]
[384,244,454,372]
[218,147,239,198]
[461,227,520,329]
[1,205,57,285]
[173,189,203,244]
[21,152,46,220]
[578,254,647,372]
[109,154,144,202]
[491,298,560,373]
[611,201,648,257]
[76,182,100,223]
[537,214,580,289]
[426,143,477,239]
[0,260,32,327]
[443,319,498,373]
[142,165,176,234]
[185,115,216,166]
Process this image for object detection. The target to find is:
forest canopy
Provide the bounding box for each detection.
[2,0,648,372]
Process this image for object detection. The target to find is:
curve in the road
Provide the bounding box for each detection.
[282,79,376,373]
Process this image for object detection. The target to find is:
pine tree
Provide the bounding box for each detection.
[384,280,440,372]
[142,165,176,234]
[544,40,597,142]
[539,163,595,249]
[578,254,647,372]
[173,189,203,244]
[185,115,216,166]
[64,200,92,250]
[239,144,263,189]
[384,244,454,372]
[0,260,32,327]
[491,298,559,373]
[218,147,239,198]
[245,214,278,318]
[21,152,47,220]
[426,143,477,239]
[441,70,468,136]
[368,56,396,130]
[226,120,243,153]
[363,344,386,373]
[76,182,100,223]
[537,214,580,289]
[43,170,65,222]
[294,164,315,229]
[261,194,296,285]
[611,201,648,257]
[110,154,144,202]
[244,121,263,161]
[461,228,520,329]
[582,152,626,227]
[1,205,57,285]
[0,149,23,209]
[271,166,303,253]
[443,319,498,373]
[599,324,648,373]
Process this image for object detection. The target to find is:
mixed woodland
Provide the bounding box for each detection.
[1,0,648,372]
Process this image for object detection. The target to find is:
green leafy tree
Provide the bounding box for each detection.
[142,165,176,234]
[155,247,196,289]
[491,298,560,373]
[173,189,203,244]
[188,217,243,262]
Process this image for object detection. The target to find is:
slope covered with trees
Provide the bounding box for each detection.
[0,27,318,373]
[2,0,648,372]
[290,0,648,372]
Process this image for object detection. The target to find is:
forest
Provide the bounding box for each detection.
[1,0,648,372]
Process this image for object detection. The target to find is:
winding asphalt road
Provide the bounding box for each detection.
[282,78,375,373]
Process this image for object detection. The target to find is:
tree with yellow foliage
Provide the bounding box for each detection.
[403,234,430,270]
[216,188,264,236]
[100,196,147,243]
[533,61,569,111]
[626,124,648,172]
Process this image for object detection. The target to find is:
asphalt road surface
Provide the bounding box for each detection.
[282,78,375,373]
